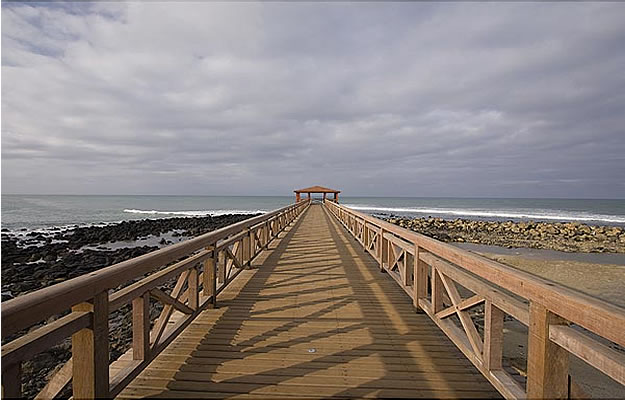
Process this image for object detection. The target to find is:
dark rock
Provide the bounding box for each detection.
[383,216,624,253]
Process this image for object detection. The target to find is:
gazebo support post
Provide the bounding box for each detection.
[293,186,341,204]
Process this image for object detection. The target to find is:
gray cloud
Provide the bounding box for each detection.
[2,2,624,198]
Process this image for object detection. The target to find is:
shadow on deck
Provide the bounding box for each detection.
[117,205,500,399]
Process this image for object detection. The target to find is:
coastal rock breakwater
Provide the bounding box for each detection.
[2,213,260,296]
[1,213,259,398]
[384,217,625,253]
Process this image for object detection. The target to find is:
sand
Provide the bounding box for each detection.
[483,253,625,308]
[477,252,625,399]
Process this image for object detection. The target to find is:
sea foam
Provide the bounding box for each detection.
[123,209,267,217]
[343,205,625,224]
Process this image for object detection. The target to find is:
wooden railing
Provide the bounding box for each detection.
[1,200,310,399]
[325,200,625,399]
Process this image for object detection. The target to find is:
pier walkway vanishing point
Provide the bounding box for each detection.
[2,195,625,399]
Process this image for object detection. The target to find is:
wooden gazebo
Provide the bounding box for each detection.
[294,185,340,203]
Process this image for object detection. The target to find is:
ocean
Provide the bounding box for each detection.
[2,194,625,233]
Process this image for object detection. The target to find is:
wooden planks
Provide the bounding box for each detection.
[118,205,500,399]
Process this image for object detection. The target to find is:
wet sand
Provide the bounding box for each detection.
[456,242,625,265]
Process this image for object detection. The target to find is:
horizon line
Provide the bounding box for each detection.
[2,193,624,201]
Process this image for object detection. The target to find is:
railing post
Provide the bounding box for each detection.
[260,223,265,248]
[218,249,226,286]
[403,251,412,287]
[414,245,427,312]
[432,267,444,313]
[249,229,256,261]
[242,230,250,267]
[527,301,569,399]
[483,300,504,370]
[210,246,218,308]
[132,291,150,360]
[236,239,243,268]
[203,246,214,297]
[379,228,386,271]
[386,233,392,272]
[188,266,199,310]
[363,222,368,249]
[72,291,109,399]
[259,224,264,248]
[2,362,22,398]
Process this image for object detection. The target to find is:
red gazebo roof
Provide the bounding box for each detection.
[294,185,341,194]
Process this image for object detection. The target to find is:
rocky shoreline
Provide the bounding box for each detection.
[4,213,624,397]
[383,216,625,253]
[1,213,259,398]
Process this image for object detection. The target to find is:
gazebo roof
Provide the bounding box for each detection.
[294,185,341,194]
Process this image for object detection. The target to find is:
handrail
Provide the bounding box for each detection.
[2,200,308,337]
[1,199,310,398]
[324,199,625,399]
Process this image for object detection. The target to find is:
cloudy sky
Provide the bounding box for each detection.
[2,2,624,198]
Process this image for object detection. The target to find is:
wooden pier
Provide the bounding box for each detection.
[115,204,498,399]
[2,192,624,399]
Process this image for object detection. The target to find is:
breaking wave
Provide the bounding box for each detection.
[344,205,625,224]
[123,209,267,217]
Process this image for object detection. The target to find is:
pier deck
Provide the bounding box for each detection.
[116,205,499,398]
